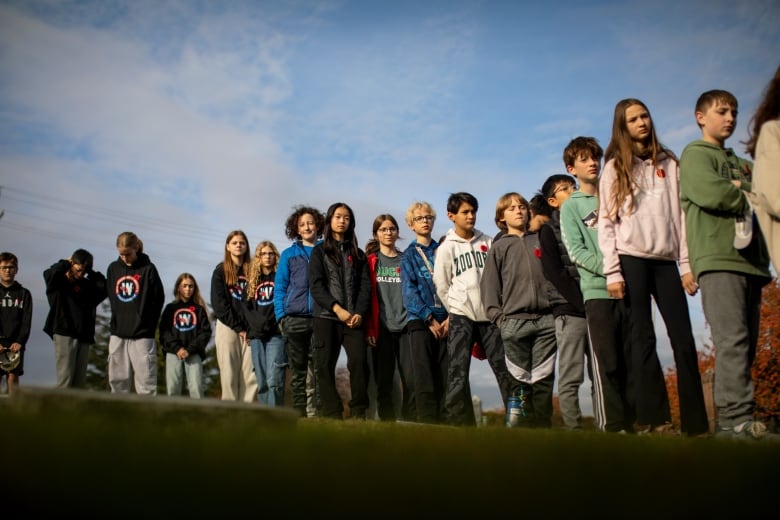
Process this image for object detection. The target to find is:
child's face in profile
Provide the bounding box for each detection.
[448,202,476,235]
[567,152,600,184]
[547,181,576,209]
[696,101,737,145]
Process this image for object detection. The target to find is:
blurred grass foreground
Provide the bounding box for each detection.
[3,386,779,518]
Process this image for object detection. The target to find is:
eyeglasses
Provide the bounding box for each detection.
[259,252,276,257]
[413,215,435,223]
[553,184,576,195]
[377,227,398,234]
[0,266,16,271]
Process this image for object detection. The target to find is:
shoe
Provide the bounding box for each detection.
[637,422,678,436]
[716,420,768,440]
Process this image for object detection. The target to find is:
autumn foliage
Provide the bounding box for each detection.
[665,278,780,430]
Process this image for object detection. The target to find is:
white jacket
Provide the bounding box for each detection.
[433,227,492,322]
[747,119,780,274]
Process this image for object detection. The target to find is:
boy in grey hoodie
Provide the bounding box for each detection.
[481,192,557,427]
[433,192,516,426]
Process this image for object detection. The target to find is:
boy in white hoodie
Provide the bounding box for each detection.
[433,192,516,425]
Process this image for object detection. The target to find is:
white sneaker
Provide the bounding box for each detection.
[734,202,754,250]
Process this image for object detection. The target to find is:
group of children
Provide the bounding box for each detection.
[1,82,777,439]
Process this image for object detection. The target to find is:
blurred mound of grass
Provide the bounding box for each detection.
[3,387,779,517]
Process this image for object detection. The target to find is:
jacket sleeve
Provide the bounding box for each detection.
[750,121,780,218]
[88,270,109,307]
[210,266,240,328]
[401,250,430,322]
[597,163,624,286]
[16,289,33,348]
[355,254,372,319]
[365,254,379,338]
[273,250,291,321]
[680,146,750,215]
[158,304,180,354]
[43,260,71,295]
[308,246,337,313]
[561,200,604,276]
[539,224,584,309]
[432,242,453,312]
[191,306,213,357]
[479,248,503,324]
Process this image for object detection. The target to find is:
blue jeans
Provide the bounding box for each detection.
[250,335,287,406]
[165,352,204,399]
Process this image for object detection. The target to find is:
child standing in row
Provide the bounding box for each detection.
[275,206,325,417]
[211,230,257,402]
[560,137,635,432]
[0,252,32,396]
[366,214,414,421]
[538,175,592,431]
[159,273,211,398]
[681,90,772,438]
[434,192,515,426]
[401,201,449,423]
[43,249,107,389]
[309,203,371,419]
[106,232,165,395]
[599,99,708,436]
[481,192,557,427]
[245,241,286,406]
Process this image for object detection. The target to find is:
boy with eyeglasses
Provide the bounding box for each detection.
[0,252,32,396]
[401,201,449,423]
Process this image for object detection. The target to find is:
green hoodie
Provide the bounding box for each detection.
[679,139,770,280]
[560,190,610,301]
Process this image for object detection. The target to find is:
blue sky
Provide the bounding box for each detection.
[1,0,778,410]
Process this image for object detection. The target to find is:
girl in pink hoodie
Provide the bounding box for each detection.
[598,98,709,437]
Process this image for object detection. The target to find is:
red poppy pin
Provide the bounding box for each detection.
[480,244,488,252]
[133,274,141,281]
[656,168,666,178]
[396,267,401,274]
[189,307,196,313]
[534,247,542,258]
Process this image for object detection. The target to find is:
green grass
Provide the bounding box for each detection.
[4,389,779,518]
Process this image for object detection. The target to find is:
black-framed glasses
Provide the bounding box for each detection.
[377,227,398,234]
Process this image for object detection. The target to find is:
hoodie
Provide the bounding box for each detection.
[559,190,610,302]
[158,299,212,359]
[433,227,491,322]
[680,139,770,279]
[106,252,164,339]
[480,232,554,325]
[43,259,107,343]
[0,281,32,349]
[244,271,280,340]
[599,153,692,286]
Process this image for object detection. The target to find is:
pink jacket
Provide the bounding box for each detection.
[598,153,691,286]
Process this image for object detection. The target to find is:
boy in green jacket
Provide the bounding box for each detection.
[680,89,772,439]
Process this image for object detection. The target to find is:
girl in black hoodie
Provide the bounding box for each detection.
[106,232,164,395]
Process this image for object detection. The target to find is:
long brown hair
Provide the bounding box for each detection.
[604,98,675,217]
[246,241,279,300]
[222,230,251,287]
[745,66,780,158]
[173,273,207,310]
[116,231,143,254]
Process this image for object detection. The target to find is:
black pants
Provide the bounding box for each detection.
[620,255,708,435]
[280,316,313,416]
[408,320,448,423]
[372,324,415,421]
[312,318,369,419]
